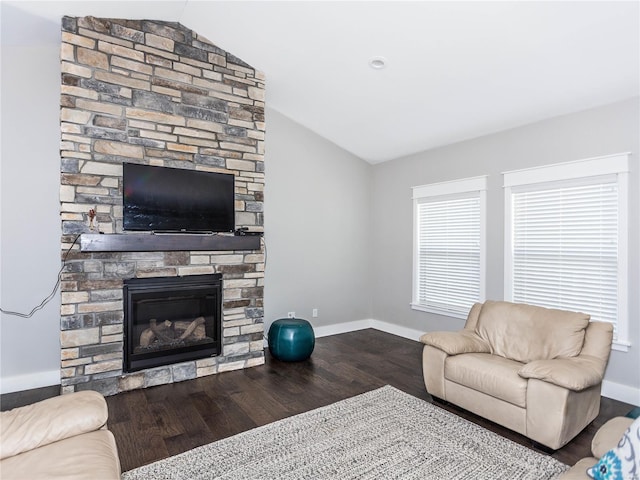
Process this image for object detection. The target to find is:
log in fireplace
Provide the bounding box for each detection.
[123,274,222,373]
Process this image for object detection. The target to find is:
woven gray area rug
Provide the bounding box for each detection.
[122,385,568,480]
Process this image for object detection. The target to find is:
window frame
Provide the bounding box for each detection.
[411,175,487,319]
[503,153,630,351]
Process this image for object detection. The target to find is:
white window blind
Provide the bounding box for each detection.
[504,153,630,350]
[412,176,486,319]
[511,179,618,328]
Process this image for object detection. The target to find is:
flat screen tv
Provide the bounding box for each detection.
[123,163,235,233]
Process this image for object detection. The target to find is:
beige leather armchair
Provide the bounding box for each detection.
[0,390,121,479]
[421,300,613,450]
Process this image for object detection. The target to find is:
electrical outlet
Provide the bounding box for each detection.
[312,308,318,318]
[287,311,295,318]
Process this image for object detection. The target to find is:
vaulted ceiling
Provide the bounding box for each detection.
[2,1,639,163]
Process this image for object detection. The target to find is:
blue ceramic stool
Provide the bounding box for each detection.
[268,318,315,361]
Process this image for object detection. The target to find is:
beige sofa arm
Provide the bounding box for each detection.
[556,417,634,480]
[518,355,605,391]
[591,416,634,458]
[0,390,108,459]
[420,330,491,356]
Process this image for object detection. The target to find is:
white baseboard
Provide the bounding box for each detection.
[369,319,424,342]
[313,319,424,341]
[602,380,640,406]
[313,319,372,338]
[0,369,60,394]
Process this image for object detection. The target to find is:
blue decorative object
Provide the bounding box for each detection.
[268,318,315,361]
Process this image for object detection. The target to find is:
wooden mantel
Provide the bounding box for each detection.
[80,233,261,252]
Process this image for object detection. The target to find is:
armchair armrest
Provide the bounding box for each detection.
[0,390,108,459]
[518,355,605,391]
[419,330,491,356]
[591,417,634,458]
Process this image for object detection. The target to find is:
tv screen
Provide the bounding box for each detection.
[123,163,235,233]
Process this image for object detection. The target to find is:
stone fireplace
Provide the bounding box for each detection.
[59,17,265,395]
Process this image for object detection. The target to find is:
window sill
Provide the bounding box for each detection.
[612,340,630,353]
[410,303,467,320]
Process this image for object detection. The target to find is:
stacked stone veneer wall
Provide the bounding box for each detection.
[59,17,265,395]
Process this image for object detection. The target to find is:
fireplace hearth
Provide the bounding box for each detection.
[123,275,222,373]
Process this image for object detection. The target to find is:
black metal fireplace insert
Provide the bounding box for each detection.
[123,274,222,373]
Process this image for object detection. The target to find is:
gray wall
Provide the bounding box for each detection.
[371,98,640,395]
[1,44,63,391]
[263,108,373,332]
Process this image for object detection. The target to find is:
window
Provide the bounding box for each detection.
[412,176,487,319]
[504,153,630,351]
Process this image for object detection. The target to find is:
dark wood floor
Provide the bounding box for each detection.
[104,329,634,472]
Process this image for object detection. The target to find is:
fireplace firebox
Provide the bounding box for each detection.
[123,274,222,373]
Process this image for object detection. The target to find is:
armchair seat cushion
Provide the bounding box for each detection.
[446,353,527,408]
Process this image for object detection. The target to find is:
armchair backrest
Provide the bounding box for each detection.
[463,302,483,331]
[581,321,614,375]
[472,300,591,363]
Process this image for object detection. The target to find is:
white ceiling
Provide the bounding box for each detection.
[2,1,639,164]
